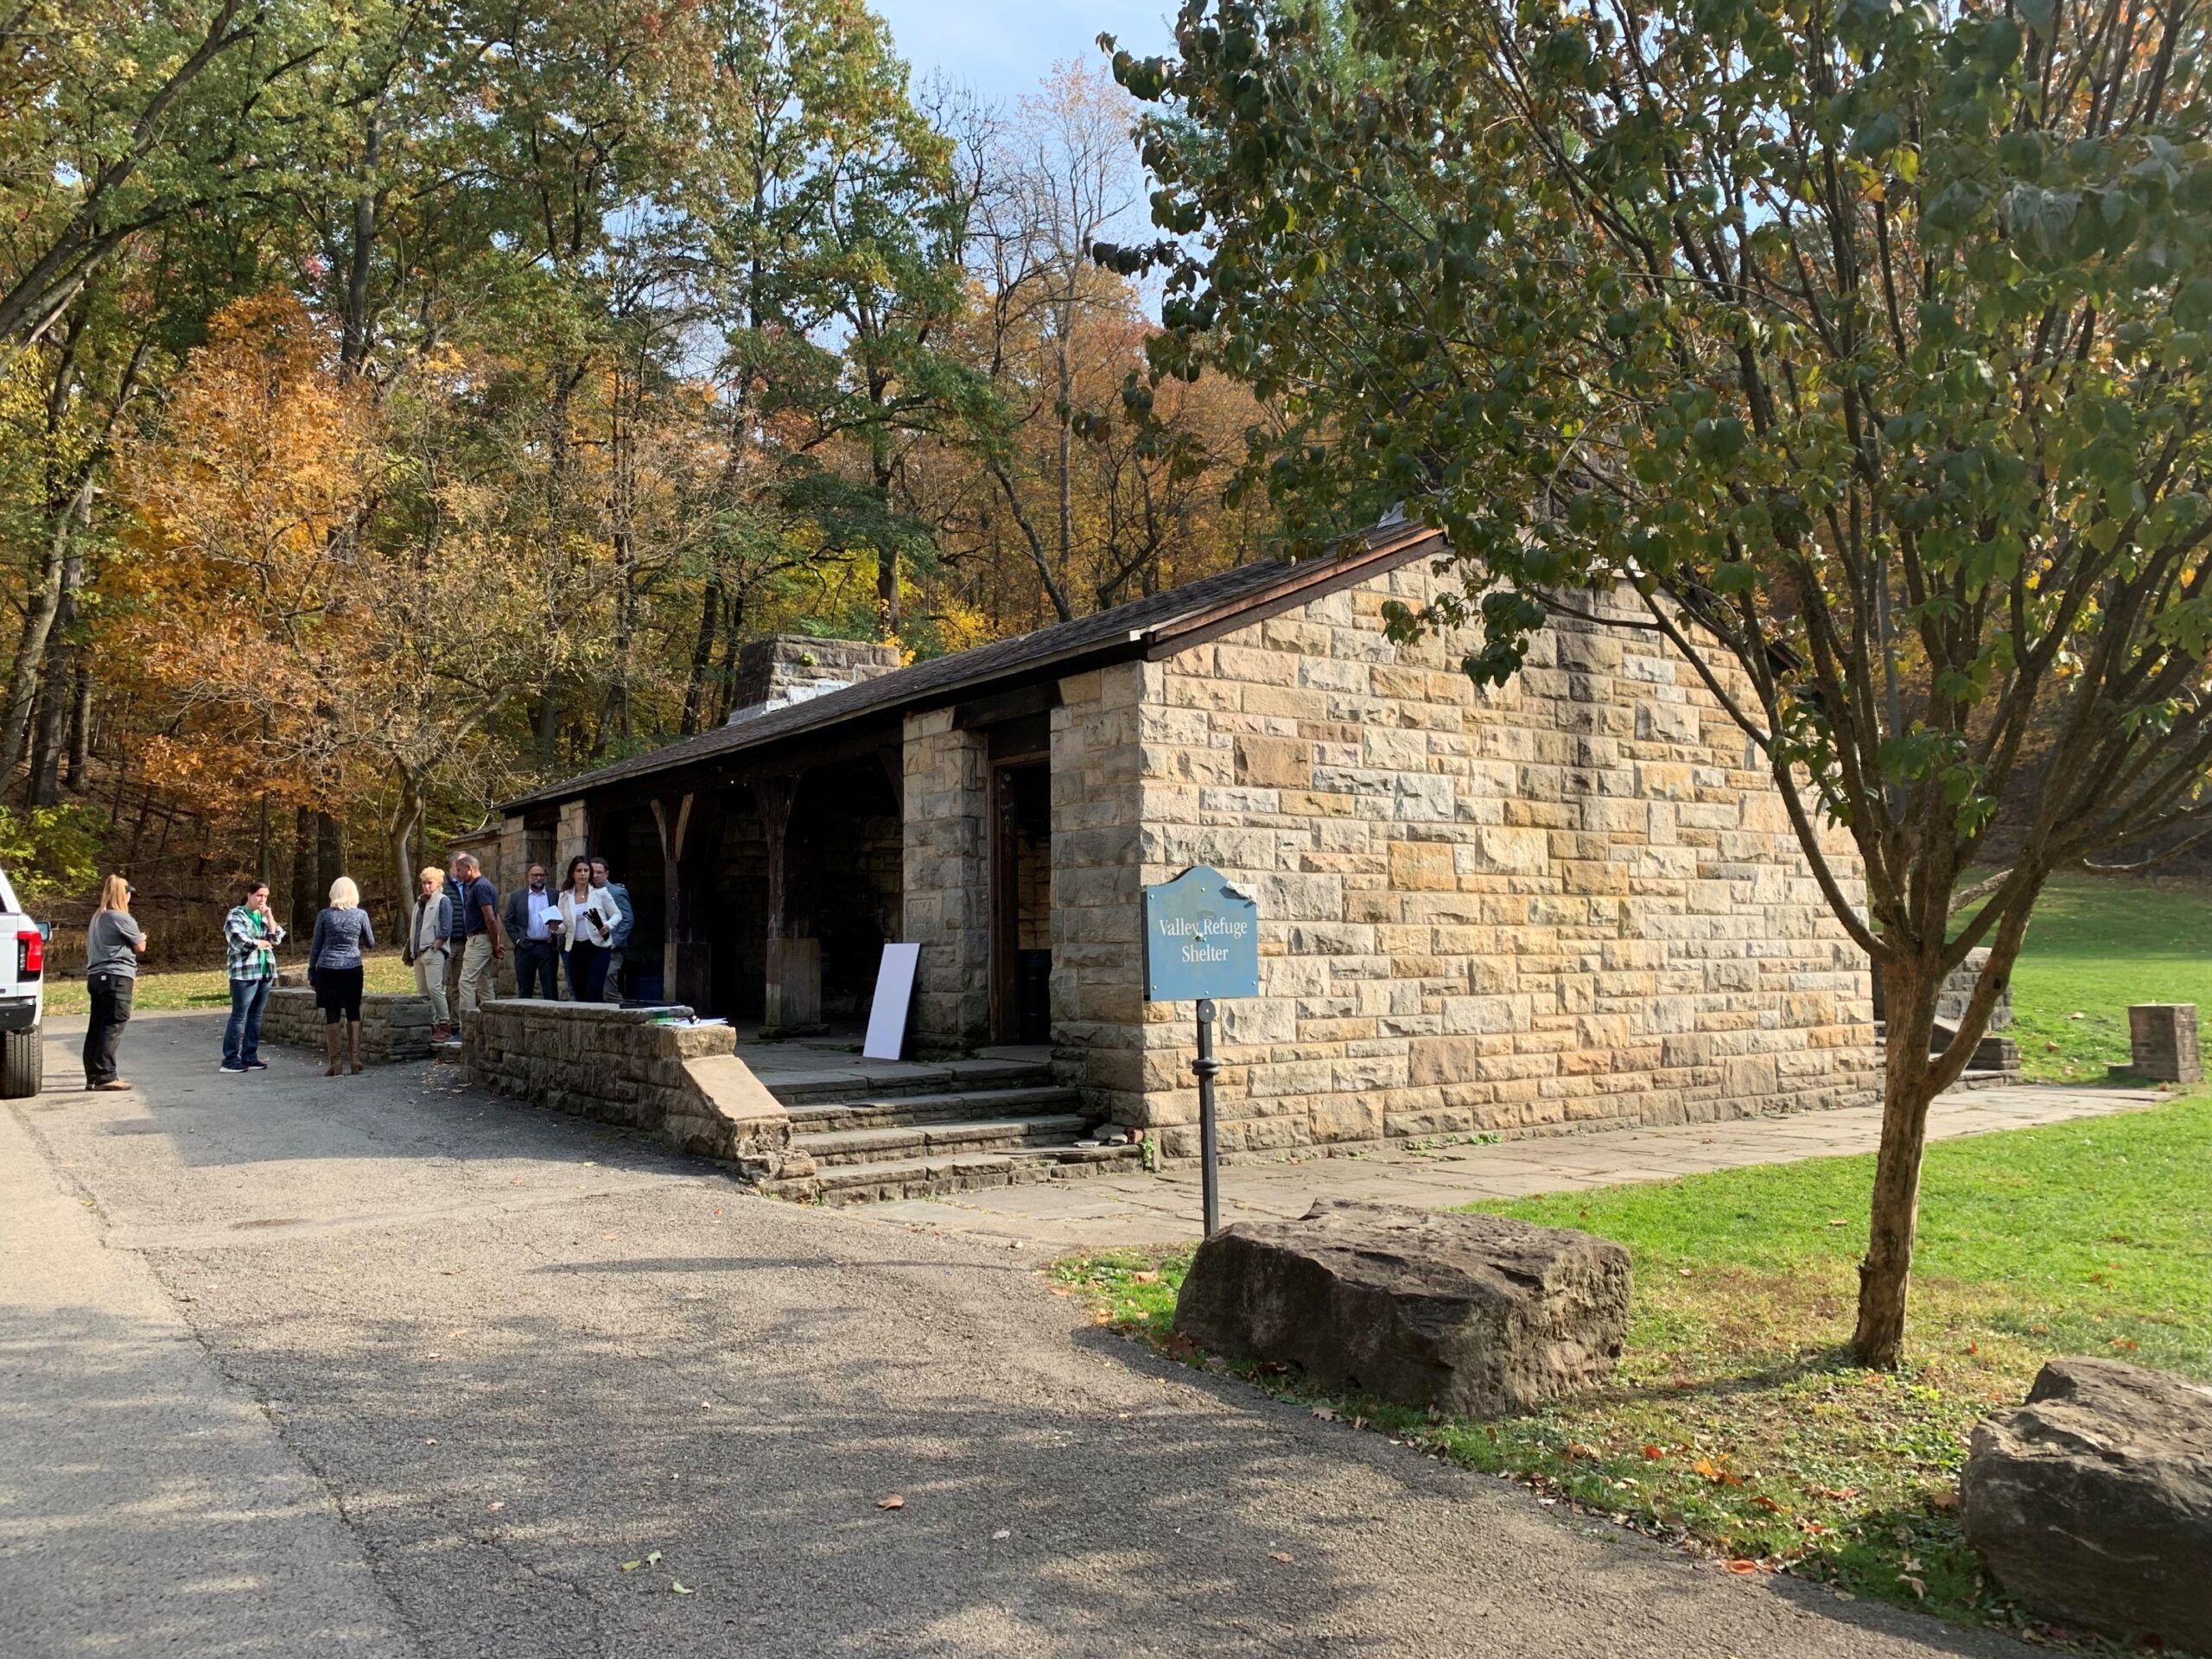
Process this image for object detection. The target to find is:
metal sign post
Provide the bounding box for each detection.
[1141,867,1257,1236]
[1193,997,1222,1236]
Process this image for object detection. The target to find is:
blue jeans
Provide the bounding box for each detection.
[224,976,272,1067]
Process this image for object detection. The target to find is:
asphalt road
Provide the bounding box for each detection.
[2,1011,2037,1658]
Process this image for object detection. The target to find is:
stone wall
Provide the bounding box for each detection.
[1051,662,1151,1103]
[263,986,435,1062]
[1055,561,1879,1154]
[463,1001,813,1185]
[902,710,990,1054]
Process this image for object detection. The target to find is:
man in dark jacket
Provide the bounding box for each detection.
[501,864,558,999]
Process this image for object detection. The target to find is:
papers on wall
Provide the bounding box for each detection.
[863,943,921,1060]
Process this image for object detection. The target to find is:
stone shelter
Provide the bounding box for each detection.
[495,526,1879,1162]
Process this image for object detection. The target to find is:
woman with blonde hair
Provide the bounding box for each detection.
[402,865,453,1039]
[83,874,147,1090]
[308,875,376,1075]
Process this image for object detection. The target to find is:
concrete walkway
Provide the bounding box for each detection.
[874,1083,2167,1247]
[0,1011,2048,1659]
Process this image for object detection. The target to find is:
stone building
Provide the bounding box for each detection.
[496,527,1879,1160]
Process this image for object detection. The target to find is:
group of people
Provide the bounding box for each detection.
[74,854,636,1091]
[404,852,633,1041]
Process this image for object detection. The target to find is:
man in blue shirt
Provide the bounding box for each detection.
[590,857,634,1003]
[449,852,502,1018]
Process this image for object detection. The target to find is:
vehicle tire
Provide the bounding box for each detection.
[1,1026,41,1098]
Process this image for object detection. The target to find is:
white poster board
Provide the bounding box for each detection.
[862,943,921,1060]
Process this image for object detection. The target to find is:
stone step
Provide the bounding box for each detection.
[784,1084,1082,1133]
[798,1113,1095,1166]
[761,1057,1058,1108]
[775,1140,1142,1205]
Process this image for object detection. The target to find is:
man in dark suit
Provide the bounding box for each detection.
[501,863,559,999]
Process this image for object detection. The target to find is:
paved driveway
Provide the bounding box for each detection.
[2,1013,2039,1658]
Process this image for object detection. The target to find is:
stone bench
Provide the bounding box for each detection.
[463,1001,815,1189]
[262,987,436,1063]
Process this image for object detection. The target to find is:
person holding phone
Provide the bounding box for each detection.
[553,855,620,1002]
[83,874,147,1090]
[219,879,286,1072]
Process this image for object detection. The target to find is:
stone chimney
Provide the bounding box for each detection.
[727,635,903,724]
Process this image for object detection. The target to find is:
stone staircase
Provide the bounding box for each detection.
[753,1053,1141,1204]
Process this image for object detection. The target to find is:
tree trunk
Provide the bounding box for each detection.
[388,767,423,925]
[29,565,79,807]
[290,805,316,936]
[1852,957,1941,1368]
[64,662,91,790]
[679,574,722,735]
[315,809,343,906]
[0,536,67,786]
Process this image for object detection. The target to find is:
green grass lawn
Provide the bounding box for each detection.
[1999,871,2212,1083]
[42,951,418,1018]
[1056,1095,2212,1643]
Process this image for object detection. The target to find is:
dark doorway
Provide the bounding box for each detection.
[991,760,1052,1045]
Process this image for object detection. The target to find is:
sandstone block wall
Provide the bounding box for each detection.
[463,1001,810,1184]
[902,710,990,1054]
[263,986,435,1062]
[1051,562,1879,1154]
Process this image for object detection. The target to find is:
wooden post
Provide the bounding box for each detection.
[652,791,713,1012]
[753,775,818,1032]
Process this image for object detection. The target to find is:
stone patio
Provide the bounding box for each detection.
[864,1083,2170,1249]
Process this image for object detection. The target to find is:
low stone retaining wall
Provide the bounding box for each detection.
[462,1001,815,1188]
[263,987,435,1062]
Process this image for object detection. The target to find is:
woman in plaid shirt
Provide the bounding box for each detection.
[220,880,286,1073]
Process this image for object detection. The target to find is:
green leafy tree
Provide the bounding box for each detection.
[1111,0,2212,1363]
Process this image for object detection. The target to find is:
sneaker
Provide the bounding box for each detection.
[219,1062,249,1073]
[90,1079,130,1091]
[245,1058,269,1071]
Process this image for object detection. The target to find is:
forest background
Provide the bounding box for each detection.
[2,0,1268,950]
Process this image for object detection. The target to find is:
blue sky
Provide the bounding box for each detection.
[870,0,1181,106]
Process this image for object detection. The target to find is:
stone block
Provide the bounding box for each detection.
[1173,1201,1630,1416]
[1962,1357,2212,1654]
[1236,734,1313,789]
[2119,1002,2200,1084]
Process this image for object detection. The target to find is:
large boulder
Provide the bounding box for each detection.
[1961,1357,2212,1653]
[1173,1200,1630,1417]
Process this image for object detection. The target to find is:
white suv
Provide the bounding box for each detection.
[0,868,45,1096]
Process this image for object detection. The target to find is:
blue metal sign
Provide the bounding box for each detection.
[1142,865,1259,1002]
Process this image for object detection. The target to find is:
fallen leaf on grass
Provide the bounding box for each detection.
[877,1495,906,1510]
[1131,1271,1160,1285]
[1641,1445,1666,1461]
[1751,1496,1784,1514]
[1565,1442,1600,1460]
[1723,1560,1761,1575]
[1898,1573,1926,1599]
[2112,1338,2140,1351]
[1927,1489,1960,1515]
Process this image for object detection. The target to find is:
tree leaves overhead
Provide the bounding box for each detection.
[1112,0,2212,1364]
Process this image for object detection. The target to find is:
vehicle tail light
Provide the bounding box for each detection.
[17,929,41,979]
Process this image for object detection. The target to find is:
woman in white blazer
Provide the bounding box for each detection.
[552,855,622,1002]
